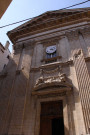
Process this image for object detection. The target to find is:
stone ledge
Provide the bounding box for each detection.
[30,59,73,72]
[41,56,62,63]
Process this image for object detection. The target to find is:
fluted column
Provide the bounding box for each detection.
[73,50,90,134]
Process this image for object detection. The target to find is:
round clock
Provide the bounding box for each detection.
[46,46,56,54]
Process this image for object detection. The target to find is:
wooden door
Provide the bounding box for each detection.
[40,101,64,135]
[40,117,51,135]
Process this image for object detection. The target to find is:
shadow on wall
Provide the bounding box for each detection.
[0,56,30,135]
[0,55,81,135]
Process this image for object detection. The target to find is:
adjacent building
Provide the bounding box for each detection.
[0,0,12,18]
[0,41,11,72]
[0,7,90,135]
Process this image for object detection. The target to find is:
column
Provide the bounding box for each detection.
[73,50,90,134]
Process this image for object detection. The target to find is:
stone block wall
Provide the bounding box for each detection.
[0,21,90,135]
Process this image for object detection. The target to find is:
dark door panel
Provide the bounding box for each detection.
[40,101,64,135]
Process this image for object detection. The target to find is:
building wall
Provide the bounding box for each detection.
[0,0,12,18]
[0,43,11,72]
[0,18,90,135]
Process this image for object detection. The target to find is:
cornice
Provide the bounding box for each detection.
[8,10,90,44]
[30,60,73,72]
[13,39,35,53]
[78,26,90,36]
[14,24,90,46]
[65,25,90,40]
[41,56,62,63]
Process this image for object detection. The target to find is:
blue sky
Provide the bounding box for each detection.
[0,0,90,52]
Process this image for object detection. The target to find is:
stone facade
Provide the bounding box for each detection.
[0,8,90,135]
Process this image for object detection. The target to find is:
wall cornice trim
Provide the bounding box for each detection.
[8,10,90,44]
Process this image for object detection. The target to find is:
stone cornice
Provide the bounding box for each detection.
[14,24,90,47]
[13,39,35,52]
[66,25,90,39]
[8,10,90,44]
[30,60,73,72]
[41,56,62,63]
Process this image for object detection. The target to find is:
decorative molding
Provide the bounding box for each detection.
[78,27,90,36]
[42,66,61,74]
[65,26,90,40]
[41,56,62,63]
[37,92,67,98]
[32,64,73,96]
[65,29,79,40]
[11,25,90,47]
[32,73,72,96]
[30,59,73,72]
[34,74,66,88]
[13,40,35,52]
[8,10,90,43]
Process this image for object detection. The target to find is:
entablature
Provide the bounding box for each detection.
[15,24,90,45]
[8,9,90,44]
[13,25,90,54]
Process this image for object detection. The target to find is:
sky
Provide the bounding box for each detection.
[0,0,90,52]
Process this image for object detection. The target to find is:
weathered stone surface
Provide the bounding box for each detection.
[0,8,90,135]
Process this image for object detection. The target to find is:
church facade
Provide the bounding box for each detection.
[0,8,90,135]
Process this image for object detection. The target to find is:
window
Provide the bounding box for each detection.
[45,45,57,63]
[46,51,56,59]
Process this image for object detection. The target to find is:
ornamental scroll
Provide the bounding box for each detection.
[35,73,66,87]
[33,73,72,92]
[40,65,62,78]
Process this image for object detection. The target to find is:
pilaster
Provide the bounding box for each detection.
[73,50,90,134]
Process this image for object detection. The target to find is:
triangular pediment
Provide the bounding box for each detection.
[9,8,90,32]
[7,7,90,43]
[12,10,79,31]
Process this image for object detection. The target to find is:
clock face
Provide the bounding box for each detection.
[46,46,56,54]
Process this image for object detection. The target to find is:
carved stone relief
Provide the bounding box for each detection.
[35,73,66,86]
[34,72,72,91]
